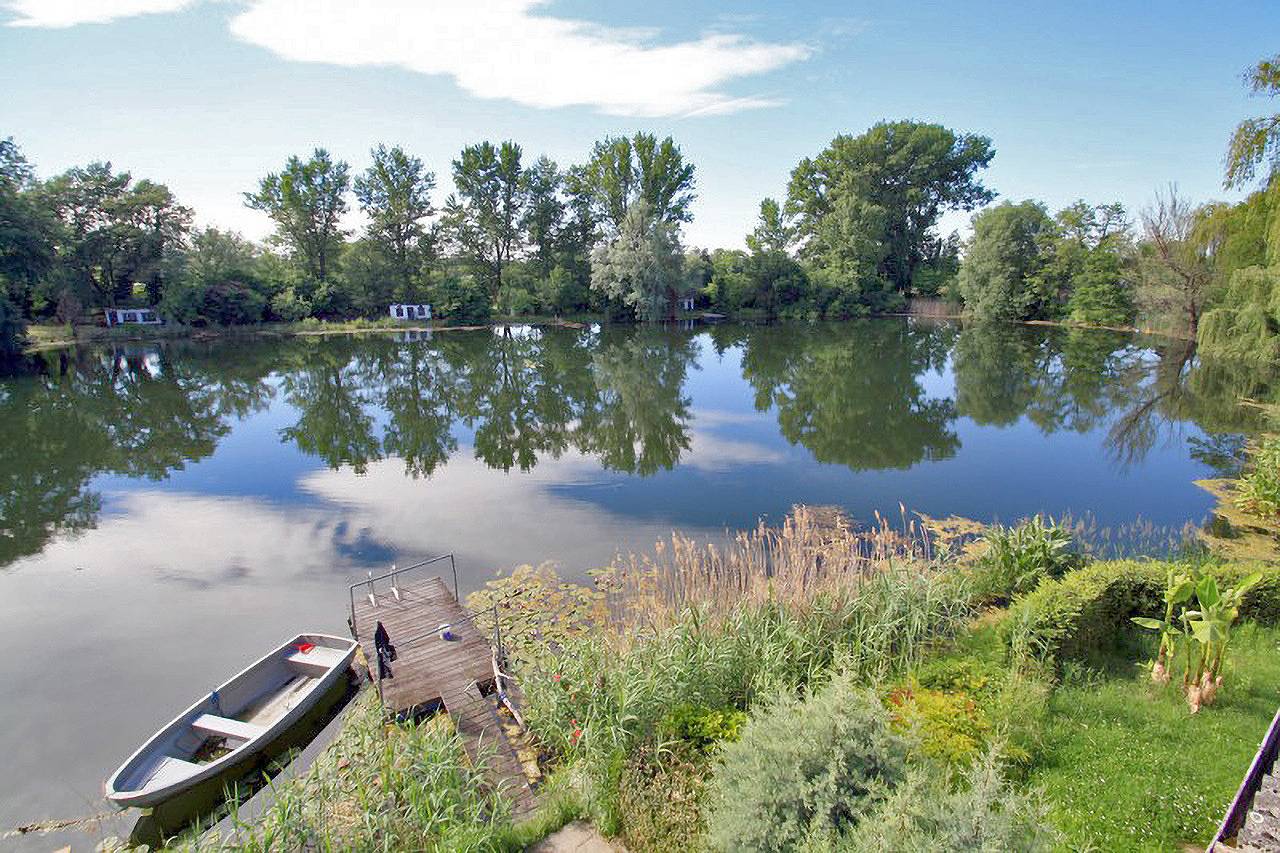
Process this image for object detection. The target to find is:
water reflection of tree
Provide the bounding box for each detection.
[737,321,960,470]
[277,339,381,475]
[0,345,275,567]
[580,327,696,475]
[271,326,696,477]
[953,325,1145,433]
[1106,338,1280,467]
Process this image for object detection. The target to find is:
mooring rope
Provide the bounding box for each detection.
[1,811,119,839]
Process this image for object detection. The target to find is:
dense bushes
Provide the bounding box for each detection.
[968,515,1081,605]
[1007,560,1280,665]
[706,679,910,852]
[836,752,1058,852]
[1236,434,1280,519]
[0,292,26,363]
[617,741,711,853]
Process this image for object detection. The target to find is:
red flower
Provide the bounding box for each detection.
[552,673,561,682]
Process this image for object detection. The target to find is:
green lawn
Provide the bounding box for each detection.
[1028,624,1280,851]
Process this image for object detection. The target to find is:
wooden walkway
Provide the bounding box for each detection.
[350,574,535,813]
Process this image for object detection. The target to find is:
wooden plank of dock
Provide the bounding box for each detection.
[350,575,535,814]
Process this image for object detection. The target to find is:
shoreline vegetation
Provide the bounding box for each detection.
[19,307,1187,357]
[130,496,1280,853]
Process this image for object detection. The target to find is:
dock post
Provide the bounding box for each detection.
[366,570,376,608]
[390,563,401,602]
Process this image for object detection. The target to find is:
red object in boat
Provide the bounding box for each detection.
[292,642,316,654]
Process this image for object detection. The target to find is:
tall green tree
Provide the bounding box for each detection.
[0,137,54,316]
[746,197,790,255]
[590,200,684,321]
[787,121,994,298]
[40,161,191,308]
[956,200,1054,322]
[520,155,564,281]
[443,140,525,303]
[353,144,435,299]
[1225,54,1280,189]
[580,133,696,233]
[244,148,350,284]
[1030,201,1134,325]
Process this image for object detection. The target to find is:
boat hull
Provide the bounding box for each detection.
[105,633,358,809]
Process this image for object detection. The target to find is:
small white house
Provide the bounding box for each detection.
[678,296,696,312]
[389,304,431,321]
[104,307,162,326]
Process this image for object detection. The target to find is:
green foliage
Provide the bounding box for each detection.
[1008,560,1280,667]
[787,120,994,297]
[1198,265,1280,362]
[970,515,1080,605]
[956,200,1055,322]
[353,143,436,297]
[706,679,910,853]
[660,704,747,750]
[1236,434,1280,518]
[834,751,1058,852]
[590,200,684,321]
[579,132,696,232]
[617,740,710,853]
[0,290,26,363]
[1225,53,1280,189]
[887,684,991,767]
[1064,244,1135,326]
[199,693,515,851]
[243,148,350,283]
[443,140,525,302]
[268,285,312,322]
[433,273,492,323]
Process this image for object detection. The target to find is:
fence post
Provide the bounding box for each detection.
[493,602,503,666]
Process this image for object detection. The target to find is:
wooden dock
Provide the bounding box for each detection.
[350,571,535,814]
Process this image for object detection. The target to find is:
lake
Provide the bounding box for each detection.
[0,318,1274,840]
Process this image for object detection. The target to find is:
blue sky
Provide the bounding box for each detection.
[1,0,1275,249]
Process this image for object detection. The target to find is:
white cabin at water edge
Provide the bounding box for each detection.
[389,304,431,321]
[104,307,162,326]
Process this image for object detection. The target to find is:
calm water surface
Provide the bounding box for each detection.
[1,319,1274,836]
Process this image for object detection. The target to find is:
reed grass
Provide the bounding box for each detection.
[591,505,944,635]
[183,692,524,852]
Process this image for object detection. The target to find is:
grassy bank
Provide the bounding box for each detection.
[22,314,608,352]
[114,509,1280,851]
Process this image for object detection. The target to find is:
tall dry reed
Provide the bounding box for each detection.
[593,505,939,632]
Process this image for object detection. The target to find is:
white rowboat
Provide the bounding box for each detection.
[104,633,358,809]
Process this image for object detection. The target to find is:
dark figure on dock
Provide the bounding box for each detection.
[373,621,397,679]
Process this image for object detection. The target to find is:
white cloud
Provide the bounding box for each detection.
[6,0,811,115]
[224,0,813,118]
[4,0,195,27]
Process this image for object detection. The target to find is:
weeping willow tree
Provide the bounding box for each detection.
[1198,265,1280,362]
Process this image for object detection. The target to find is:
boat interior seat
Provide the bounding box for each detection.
[285,645,347,676]
[137,754,200,790]
[191,713,267,743]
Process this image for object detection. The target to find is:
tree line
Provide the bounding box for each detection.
[1,50,1277,362]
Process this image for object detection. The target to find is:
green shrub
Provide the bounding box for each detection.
[1007,560,1280,666]
[618,740,710,853]
[269,285,312,322]
[660,704,747,750]
[1236,435,1280,520]
[834,750,1058,852]
[886,684,990,767]
[0,292,27,363]
[705,678,910,853]
[914,655,998,698]
[970,516,1081,606]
